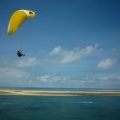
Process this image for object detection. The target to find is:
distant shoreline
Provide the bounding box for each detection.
[0,90,120,96]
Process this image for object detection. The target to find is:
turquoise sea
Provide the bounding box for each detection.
[0,88,120,120]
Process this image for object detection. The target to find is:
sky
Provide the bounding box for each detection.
[0,0,120,88]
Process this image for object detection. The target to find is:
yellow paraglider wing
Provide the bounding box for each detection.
[8,10,36,35]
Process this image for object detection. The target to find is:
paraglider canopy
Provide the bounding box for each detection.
[7,9,36,35]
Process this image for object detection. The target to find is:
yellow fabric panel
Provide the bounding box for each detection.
[8,10,36,35]
[8,11,27,35]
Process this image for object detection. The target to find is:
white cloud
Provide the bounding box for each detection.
[98,58,116,70]
[37,74,68,83]
[17,57,40,67]
[37,75,120,88]
[0,67,30,80]
[37,75,50,82]
[49,44,99,63]
[50,46,62,55]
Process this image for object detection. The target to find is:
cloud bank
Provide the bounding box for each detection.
[0,44,119,88]
[98,58,116,70]
[49,44,99,64]
[37,74,67,83]
[14,44,100,67]
[0,67,30,80]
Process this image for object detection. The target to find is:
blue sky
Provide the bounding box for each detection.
[0,0,120,88]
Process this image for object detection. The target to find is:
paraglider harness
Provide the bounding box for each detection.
[17,50,25,57]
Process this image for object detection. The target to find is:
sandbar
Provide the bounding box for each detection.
[0,90,120,96]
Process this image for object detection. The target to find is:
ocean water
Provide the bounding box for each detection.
[0,95,120,120]
[1,87,120,92]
